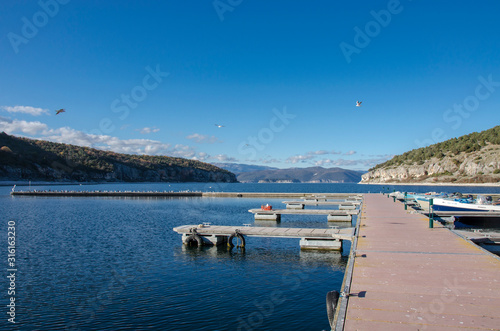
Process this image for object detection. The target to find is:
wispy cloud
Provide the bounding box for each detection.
[259,158,281,164]
[213,154,237,162]
[0,116,49,135]
[286,154,313,164]
[315,156,392,169]
[186,133,222,144]
[1,105,49,116]
[315,158,359,167]
[286,150,342,164]
[41,126,172,155]
[136,127,160,134]
[0,116,207,159]
[344,150,356,155]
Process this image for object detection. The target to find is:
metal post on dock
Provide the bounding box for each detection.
[429,198,434,228]
[404,192,407,210]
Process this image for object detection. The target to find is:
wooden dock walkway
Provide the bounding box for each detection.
[338,193,500,330]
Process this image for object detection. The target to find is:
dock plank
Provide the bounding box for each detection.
[282,200,361,206]
[342,194,500,330]
[425,210,500,217]
[173,225,355,240]
[248,208,359,215]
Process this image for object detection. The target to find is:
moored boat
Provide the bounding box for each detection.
[431,196,500,212]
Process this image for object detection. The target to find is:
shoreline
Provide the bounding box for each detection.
[0,180,500,187]
[359,181,500,187]
[3,180,500,188]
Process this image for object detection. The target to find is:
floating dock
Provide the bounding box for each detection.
[11,190,361,199]
[424,210,500,218]
[248,208,359,222]
[10,190,202,197]
[203,192,362,199]
[173,224,355,251]
[282,200,361,210]
[335,193,500,330]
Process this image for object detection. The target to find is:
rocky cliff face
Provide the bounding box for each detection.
[361,145,500,184]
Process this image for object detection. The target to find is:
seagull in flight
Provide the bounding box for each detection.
[215,124,224,128]
[55,109,65,115]
[356,101,362,107]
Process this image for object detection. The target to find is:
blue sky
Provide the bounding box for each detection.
[1,0,500,171]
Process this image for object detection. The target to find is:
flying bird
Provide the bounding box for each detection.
[55,109,65,115]
[215,124,224,128]
[356,101,362,107]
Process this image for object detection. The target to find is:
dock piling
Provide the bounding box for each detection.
[429,198,434,228]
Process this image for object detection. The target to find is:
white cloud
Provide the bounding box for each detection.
[286,150,343,164]
[137,127,160,134]
[186,133,222,144]
[193,152,209,161]
[170,144,197,159]
[286,154,314,164]
[213,154,237,162]
[0,116,48,135]
[1,105,49,116]
[0,116,233,164]
[314,155,392,169]
[361,156,393,168]
[39,126,171,155]
[253,157,281,165]
[315,158,360,167]
[344,150,356,156]
[368,154,394,158]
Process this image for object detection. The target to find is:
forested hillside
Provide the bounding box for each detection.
[0,132,236,182]
[370,126,500,171]
[362,126,500,184]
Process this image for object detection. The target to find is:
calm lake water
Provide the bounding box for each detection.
[1,182,499,330]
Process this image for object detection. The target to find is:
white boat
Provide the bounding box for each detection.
[414,192,448,212]
[431,196,500,212]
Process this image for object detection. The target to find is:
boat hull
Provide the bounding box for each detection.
[431,198,500,212]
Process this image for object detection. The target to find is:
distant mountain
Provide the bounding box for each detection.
[236,166,365,183]
[0,132,236,183]
[212,163,278,174]
[361,125,500,184]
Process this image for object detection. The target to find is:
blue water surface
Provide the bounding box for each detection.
[0,182,499,330]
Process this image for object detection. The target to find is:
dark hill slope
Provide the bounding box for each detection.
[0,132,236,183]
